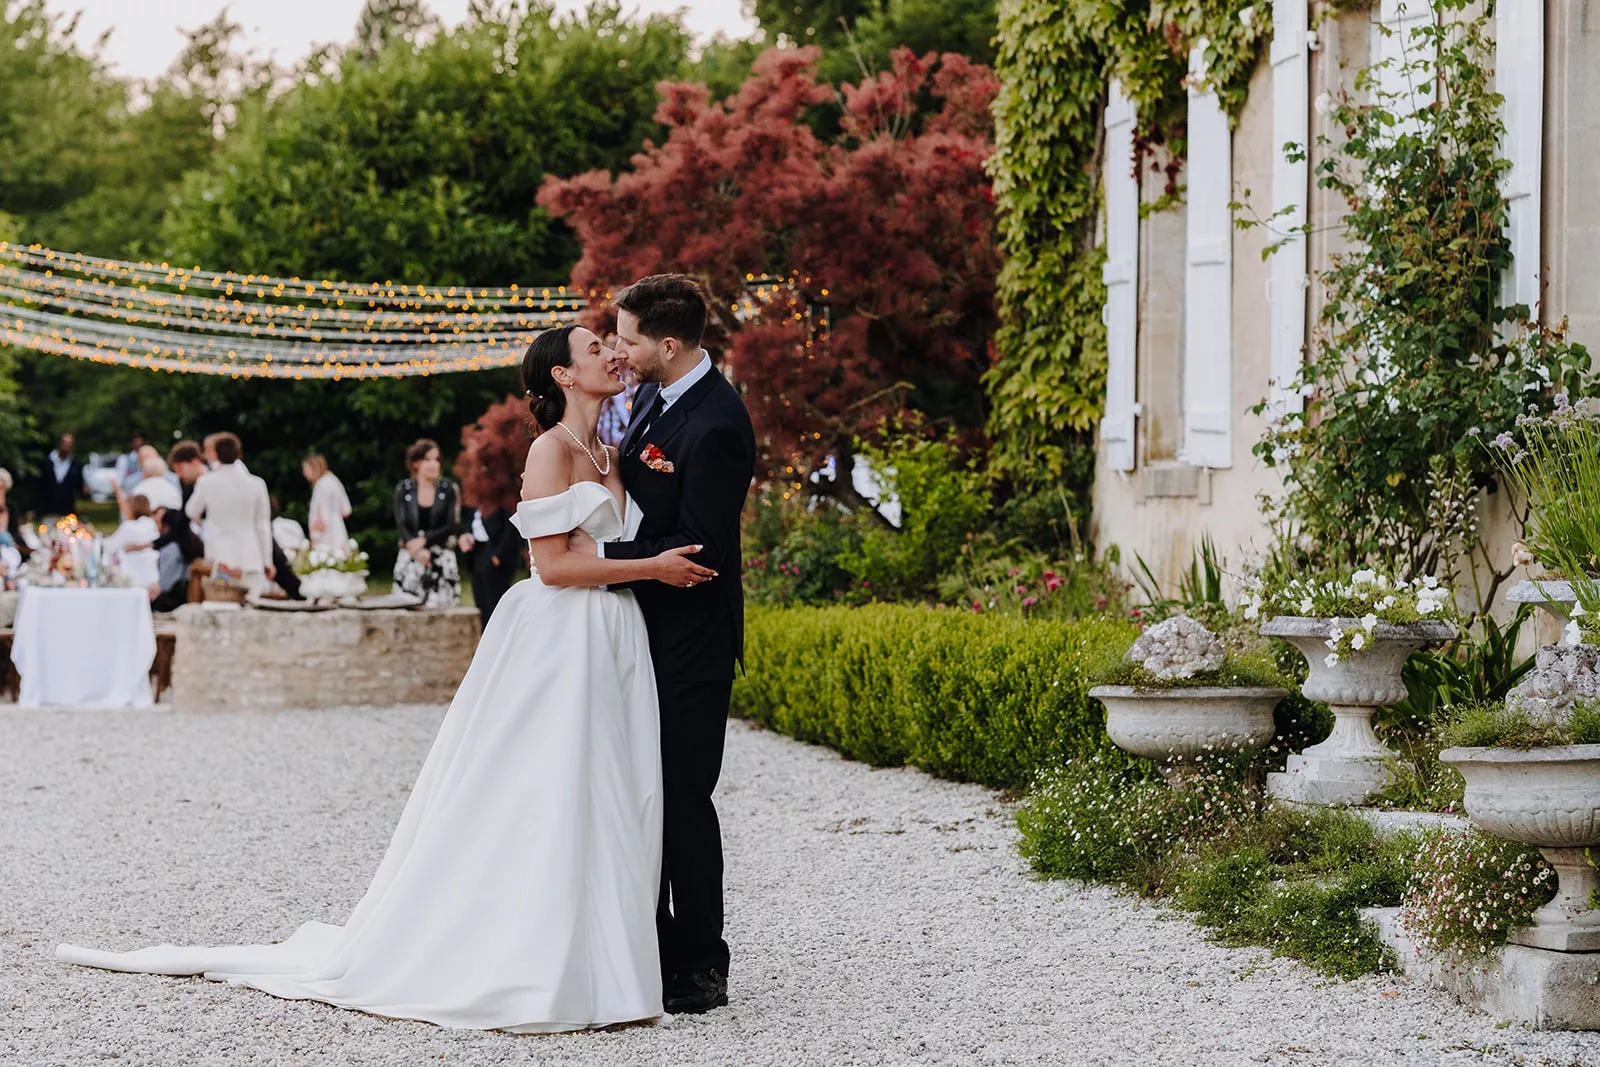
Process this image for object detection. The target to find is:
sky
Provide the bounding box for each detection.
[44,1,759,80]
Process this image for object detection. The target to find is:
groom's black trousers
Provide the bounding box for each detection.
[656,677,733,979]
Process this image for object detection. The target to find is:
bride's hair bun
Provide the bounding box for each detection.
[520,326,577,433]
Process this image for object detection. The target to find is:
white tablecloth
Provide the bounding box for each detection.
[11,586,156,708]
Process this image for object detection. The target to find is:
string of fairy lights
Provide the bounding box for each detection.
[0,243,828,380]
[0,243,587,379]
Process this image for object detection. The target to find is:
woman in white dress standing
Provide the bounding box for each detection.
[302,453,352,551]
[55,326,716,1033]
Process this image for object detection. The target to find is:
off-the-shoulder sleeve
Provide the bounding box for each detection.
[512,484,616,540]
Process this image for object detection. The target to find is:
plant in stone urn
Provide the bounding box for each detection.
[1494,401,1600,623]
[1439,693,1600,953]
[1088,616,1289,780]
[1251,570,1456,805]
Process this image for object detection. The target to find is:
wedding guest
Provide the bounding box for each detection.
[167,441,207,506]
[0,471,21,578]
[151,507,204,612]
[114,431,148,494]
[459,501,521,627]
[303,453,352,551]
[393,438,460,607]
[185,433,275,591]
[35,432,84,518]
[104,494,162,591]
[130,455,183,513]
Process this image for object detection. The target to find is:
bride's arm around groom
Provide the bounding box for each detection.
[518,432,713,590]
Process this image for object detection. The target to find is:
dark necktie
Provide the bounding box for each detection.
[630,392,666,454]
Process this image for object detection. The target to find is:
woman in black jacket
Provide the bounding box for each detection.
[393,438,461,607]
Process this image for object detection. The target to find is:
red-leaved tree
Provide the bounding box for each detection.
[454,395,529,516]
[537,46,999,492]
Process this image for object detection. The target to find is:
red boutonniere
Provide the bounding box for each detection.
[640,443,675,474]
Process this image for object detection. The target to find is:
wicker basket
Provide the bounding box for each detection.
[202,582,249,605]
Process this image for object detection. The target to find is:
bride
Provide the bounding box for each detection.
[55,325,715,1033]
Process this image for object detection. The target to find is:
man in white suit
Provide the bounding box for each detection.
[185,432,275,588]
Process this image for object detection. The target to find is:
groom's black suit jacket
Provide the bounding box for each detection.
[606,367,755,682]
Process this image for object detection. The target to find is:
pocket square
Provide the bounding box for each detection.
[640,443,676,474]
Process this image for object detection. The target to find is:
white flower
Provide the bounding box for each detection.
[1325,652,1341,667]
[1571,602,1587,618]
[1379,596,1396,610]
[1313,91,1331,116]
[1238,5,1256,30]
[1352,569,1376,586]
[1328,625,1344,643]
[1299,596,1315,614]
[1271,445,1292,463]
[1512,541,1536,569]
[1417,598,1438,616]
[1361,613,1378,631]
[1351,632,1366,651]
[1563,619,1582,647]
[1243,594,1262,621]
[1422,575,1439,589]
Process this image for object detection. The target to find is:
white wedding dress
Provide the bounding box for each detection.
[57,483,664,1033]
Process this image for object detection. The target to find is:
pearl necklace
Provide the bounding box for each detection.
[556,421,611,476]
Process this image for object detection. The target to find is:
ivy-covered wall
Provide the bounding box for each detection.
[986,0,1267,487]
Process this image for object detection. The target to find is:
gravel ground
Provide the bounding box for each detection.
[3,706,1599,1067]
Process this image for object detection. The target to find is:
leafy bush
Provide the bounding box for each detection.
[734,604,1138,789]
[940,544,1129,620]
[837,428,992,602]
[1399,827,1554,956]
[742,486,864,606]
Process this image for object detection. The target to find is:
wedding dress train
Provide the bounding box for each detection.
[57,483,664,1033]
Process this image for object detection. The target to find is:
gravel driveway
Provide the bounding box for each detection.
[3,706,1598,1066]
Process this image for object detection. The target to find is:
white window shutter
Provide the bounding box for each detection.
[1497,0,1543,320]
[1376,0,1435,135]
[1181,45,1233,470]
[1269,0,1309,417]
[1101,79,1139,473]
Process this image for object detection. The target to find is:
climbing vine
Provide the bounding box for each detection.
[1251,3,1592,610]
[986,0,1268,486]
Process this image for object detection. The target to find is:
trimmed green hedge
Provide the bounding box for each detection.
[733,604,1137,790]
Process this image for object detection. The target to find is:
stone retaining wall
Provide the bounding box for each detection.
[170,604,480,712]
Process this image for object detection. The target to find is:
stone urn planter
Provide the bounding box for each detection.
[1262,616,1456,806]
[1091,686,1287,777]
[1506,579,1579,625]
[1439,744,1600,952]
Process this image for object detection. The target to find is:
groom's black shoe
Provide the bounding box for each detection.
[664,969,728,1014]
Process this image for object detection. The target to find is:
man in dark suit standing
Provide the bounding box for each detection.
[578,274,755,1015]
[459,503,522,628]
[36,432,85,518]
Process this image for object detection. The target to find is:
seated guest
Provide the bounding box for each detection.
[151,508,205,612]
[104,495,162,590]
[393,438,460,607]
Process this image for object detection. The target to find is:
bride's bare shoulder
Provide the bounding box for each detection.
[521,432,573,500]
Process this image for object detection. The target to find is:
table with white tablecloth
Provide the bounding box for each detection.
[10,586,156,708]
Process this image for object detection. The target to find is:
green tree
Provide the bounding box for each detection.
[750,0,997,82]
[135,2,696,548]
[354,0,441,60]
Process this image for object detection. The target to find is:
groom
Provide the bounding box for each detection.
[578,274,755,1014]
